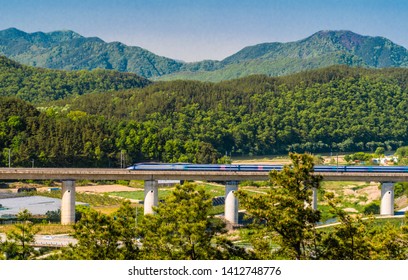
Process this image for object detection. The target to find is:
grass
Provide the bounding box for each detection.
[321,181,368,189]
[0,223,74,235]
[371,217,407,227]
[75,180,145,188]
[92,205,123,215]
[196,183,225,197]
[352,183,374,191]
[209,205,225,216]
[108,182,226,201]
[38,190,125,206]
[109,188,174,201]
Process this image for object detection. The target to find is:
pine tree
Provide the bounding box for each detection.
[1,209,39,259]
[236,153,322,259]
[138,183,250,260]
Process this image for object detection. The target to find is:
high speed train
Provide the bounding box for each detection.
[127,163,408,173]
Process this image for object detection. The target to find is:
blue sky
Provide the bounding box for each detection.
[1,0,407,62]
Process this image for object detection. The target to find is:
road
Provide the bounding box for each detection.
[0,233,76,247]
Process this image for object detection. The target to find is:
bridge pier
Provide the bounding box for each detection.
[61,180,76,225]
[312,187,318,211]
[304,188,318,210]
[225,181,239,224]
[380,182,395,215]
[144,180,159,215]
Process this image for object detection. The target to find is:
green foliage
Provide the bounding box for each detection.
[363,201,380,215]
[236,153,323,260]
[368,221,408,260]
[4,65,408,166]
[320,193,374,259]
[217,155,232,164]
[320,193,408,260]
[394,182,408,198]
[67,66,408,159]
[59,185,250,260]
[237,154,408,260]
[239,180,270,187]
[0,55,150,103]
[0,209,39,259]
[395,146,408,165]
[160,30,408,82]
[0,28,183,79]
[375,147,385,156]
[45,209,61,222]
[40,191,124,206]
[61,201,139,260]
[3,28,407,82]
[138,183,250,260]
[395,146,408,158]
[344,152,374,163]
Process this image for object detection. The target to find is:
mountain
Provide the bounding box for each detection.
[0,28,183,78]
[1,28,408,81]
[165,30,408,81]
[0,55,150,103]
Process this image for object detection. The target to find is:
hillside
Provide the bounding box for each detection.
[2,65,406,167]
[1,28,408,81]
[0,55,150,103]
[0,28,183,79]
[164,30,408,81]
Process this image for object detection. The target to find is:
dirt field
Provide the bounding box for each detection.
[29,184,136,194]
[74,185,136,193]
[342,184,381,204]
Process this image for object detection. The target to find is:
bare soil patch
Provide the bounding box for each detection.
[343,207,358,213]
[356,185,380,202]
[396,196,408,210]
[75,185,137,193]
[35,184,137,193]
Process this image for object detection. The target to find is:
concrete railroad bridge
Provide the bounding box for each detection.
[0,167,404,225]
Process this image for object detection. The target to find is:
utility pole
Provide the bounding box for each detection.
[336,152,339,171]
[120,150,126,168]
[120,150,123,168]
[8,148,11,168]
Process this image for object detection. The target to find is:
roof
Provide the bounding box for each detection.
[0,196,87,218]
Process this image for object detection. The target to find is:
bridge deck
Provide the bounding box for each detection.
[0,168,407,182]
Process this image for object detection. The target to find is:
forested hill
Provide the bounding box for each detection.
[1,28,408,82]
[2,65,408,167]
[0,55,151,103]
[163,30,408,81]
[0,28,183,79]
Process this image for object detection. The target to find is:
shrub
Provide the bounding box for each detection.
[363,201,380,215]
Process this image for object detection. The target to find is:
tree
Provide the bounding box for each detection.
[138,183,250,260]
[112,200,140,259]
[369,216,408,260]
[195,142,220,163]
[320,193,408,260]
[0,209,39,260]
[375,147,385,156]
[319,193,373,259]
[236,153,322,260]
[61,202,140,260]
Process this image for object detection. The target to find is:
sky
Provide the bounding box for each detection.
[1,0,408,62]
